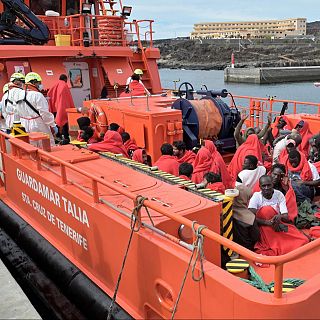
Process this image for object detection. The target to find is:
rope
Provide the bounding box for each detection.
[240,266,305,292]
[191,221,207,282]
[171,221,207,319]
[107,196,148,320]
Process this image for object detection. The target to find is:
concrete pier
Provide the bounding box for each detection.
[0,259,40,319]
[224,66,320,84]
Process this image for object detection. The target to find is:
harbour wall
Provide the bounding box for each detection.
[224,66,320,84]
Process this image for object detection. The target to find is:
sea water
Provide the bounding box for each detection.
[159,69,320,106]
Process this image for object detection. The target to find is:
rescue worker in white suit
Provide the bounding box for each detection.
[1,72,25,130]
[11,72,58,145]
[0,83,10,129]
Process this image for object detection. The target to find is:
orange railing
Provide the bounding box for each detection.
[230,95,320,128]
[124,20,155,48]
[1,132,320,299]
[38,14,155,49]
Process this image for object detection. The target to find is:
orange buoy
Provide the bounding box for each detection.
[89,103,108,136]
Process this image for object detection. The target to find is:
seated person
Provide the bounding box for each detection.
[295,120,313,158]
[191,147,213,184]
[121,132,138,158]
[178,162,193,181]
[201,172,225,194]
[154,143,180,176]
[271,115,291,140]
[173,140,195,164]
[236,155,266,191]
[249,175,309,256]
[309,134,320,171]
[132,149,149,165]
[278,139,297,163]
[77,116,100,143]
[282,149,314,204]
[228,134,263,183]
[234,111,271,147]
[78,126,94,142]
[88,130,129,157]
[270,163,298,221]
[273,133,301,164]
[204,140,232,189]
[233,185,260,251]
[109,122,124,134]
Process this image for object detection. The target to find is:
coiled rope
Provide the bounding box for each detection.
[171,221,207,319]
[107,196,150,320]
[241,266,305,292]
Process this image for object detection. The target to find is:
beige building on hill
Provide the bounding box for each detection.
[190,18,307,39]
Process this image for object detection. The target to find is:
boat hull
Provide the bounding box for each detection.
[2,144,320,319]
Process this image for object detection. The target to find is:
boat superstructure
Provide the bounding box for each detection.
[0,0,162,108]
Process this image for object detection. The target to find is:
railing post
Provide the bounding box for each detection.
[249,100,255,127]
[255,101,261,127]
[274,263,284,298]
[0,135,7,154]
[36,154,42,171]
[149,21,153,47]
[222,196,235,257]
[92,180,100,203]
[60,164,67,184]
[293,102,297,114]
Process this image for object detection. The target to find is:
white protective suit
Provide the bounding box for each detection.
[11,87,56,145]
[0,92,8,130]
[1,87,20,129]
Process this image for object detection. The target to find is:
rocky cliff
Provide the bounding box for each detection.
[153,22,320,70]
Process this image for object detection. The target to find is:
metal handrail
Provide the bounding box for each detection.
[228,94,320,129]
[1,132,320,299]
[38,14,155,49]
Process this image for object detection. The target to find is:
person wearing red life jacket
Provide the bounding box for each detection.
[278,139,297,164]
[282,149,314,204]
[173,140,196,165]
[121,132,138,158]
[120,73,149,97]
[249,175,309,257]
[309,134,320,173]
[47,74,75,144]
[271,115,291,140]
[234,111,271,147]
[203,172,226,194]
[270,163,298,222]
[273,133,302,164]
[154,143,180,176]
[77,116,101,144]
[178,162,193,181]
[294,120,313,158]
[132,149,149,165]
[204,140,232,188]
[191,147,213,184]
[88,130,129,157]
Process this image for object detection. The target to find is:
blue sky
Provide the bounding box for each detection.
[124,0,319,39]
